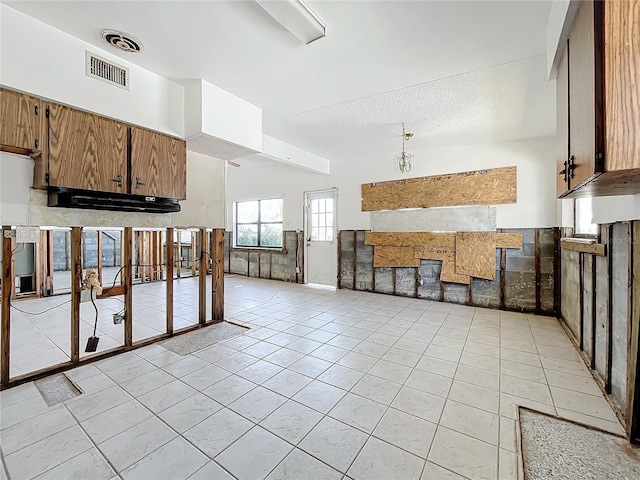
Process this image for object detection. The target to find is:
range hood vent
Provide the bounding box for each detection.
[48,188,180,214]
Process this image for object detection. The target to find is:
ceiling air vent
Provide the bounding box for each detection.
[85,52,129,90]
[101,30,143,53]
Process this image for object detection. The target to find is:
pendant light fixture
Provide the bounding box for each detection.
[393,123,414,174]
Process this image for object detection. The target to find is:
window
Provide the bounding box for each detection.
[235,199,283,247]
[575,197,598,236]
[310,197,334,241]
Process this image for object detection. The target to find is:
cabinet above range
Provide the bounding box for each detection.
[1,87,187,202]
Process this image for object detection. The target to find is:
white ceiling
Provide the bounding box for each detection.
[4,0,555,163]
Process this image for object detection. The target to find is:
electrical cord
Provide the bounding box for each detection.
[9,298,72,315]
[89,285,98,337]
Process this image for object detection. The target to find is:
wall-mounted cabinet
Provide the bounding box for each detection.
[131,127,186,200]
[0,89,43,155]
[48,104,127,194]
[557,0,640,198]
[0,88,187,201]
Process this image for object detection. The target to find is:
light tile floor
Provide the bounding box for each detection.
[0,276,625,480]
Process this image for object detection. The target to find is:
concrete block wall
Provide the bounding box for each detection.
[224,230,304,283]
[53,229,121,271]
[338,228,558,315]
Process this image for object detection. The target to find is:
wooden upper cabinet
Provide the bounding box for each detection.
[48,104,127,193]
[604,0,640,171]
[556,45,570,198]
[0,89,42,154]
[130,127,186,200]
[568,0,600,190]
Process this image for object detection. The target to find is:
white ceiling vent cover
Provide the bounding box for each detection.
[85,51,129,91]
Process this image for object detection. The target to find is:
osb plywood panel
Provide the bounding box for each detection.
[371,206,497,232]
[361,166,517,211]
[414,246,470,284]
[455,232,497,280]
[495,233,522,249]
[374,246,420,268]
[365,232,455,247]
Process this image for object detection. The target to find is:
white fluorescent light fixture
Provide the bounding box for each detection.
[256,0,326,44]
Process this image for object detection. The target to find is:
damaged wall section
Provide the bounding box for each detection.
[223,230,304,283]
[338,228,558,316]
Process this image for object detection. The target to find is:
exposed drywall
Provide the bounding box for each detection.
[0,5,184,137]
[226,137,557,231]
[0,151,225,228]
[371,206,497,233]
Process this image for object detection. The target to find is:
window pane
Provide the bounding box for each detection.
[237,201,259,223]
[319,214,326,227]
[325,198,333,213]
[326,213,333,227]
[312,214,319,227]
[237,224,258,246]
[311,199,319,214]
[260,199,283,222]
[575,198,598,235]
[260,223,283,247]
[318,228,326,241]
[311,227,319,241]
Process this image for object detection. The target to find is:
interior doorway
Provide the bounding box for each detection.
[304,189,338,286]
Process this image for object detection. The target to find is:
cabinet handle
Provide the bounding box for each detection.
[135,177,146,189]
[112,175,123,188]
[567,155,575,180]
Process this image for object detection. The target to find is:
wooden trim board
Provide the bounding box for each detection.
[362,166,517,211]
[373,246,419,268]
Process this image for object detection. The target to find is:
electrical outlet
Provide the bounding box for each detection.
[417,277,424,286]
[296,266,301,274]
[16,226,40,243]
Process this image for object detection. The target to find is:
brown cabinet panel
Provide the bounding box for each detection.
[556,46,570,198]
[605,0,640,171]
[0,89,41,154]
[48,104,127,193]
[130,127,186,199]
[569,0,599,189]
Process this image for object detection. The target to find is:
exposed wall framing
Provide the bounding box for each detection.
[223,230,304,284]
[340,228,557,315]
[0,227,227,390]
[559,221,640,441]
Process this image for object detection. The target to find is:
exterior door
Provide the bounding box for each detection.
[305,189,337,286]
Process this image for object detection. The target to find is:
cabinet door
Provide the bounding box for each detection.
[48,104,127,193]
[569,0,600,189]
[0,89,41,154]
[605,0,640,171]
[130,127,186,199]
[556,45,570,198]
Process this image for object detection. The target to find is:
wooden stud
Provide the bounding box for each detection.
[97,230,103,284]
[166,228,174,335]
[177,231,182,278]
[199,228,207,325]
[70,227,82,363]
[591,254,597,370]
[1,226,13,386]
[123,227,133,346]
[414,268,419,298]
[535,229,541,314]
[628,220,640,441]
[606,224,614,393]
[35,230,42,298]
[192,232,197,277]
[500,247,506,310]
[560,239,606,256]
[352,231,357,290]
[212,229,225,322]
[554,227,561,318]
[578,252,584,352]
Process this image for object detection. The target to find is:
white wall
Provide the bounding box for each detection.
[592,194,640,224]
[0,4,184,136]
[0,152,225,229]
[227,136,558,231]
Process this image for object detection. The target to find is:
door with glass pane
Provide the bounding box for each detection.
[305,189,337,286]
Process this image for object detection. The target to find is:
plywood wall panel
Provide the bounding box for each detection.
[371,206,497,232]
[373,246,420,268]
[414,246,470,284]
[361,166,517,211]
[495,233,523,249]
[455,232,497,280]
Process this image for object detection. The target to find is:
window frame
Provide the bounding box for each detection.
[234,198,284,249]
